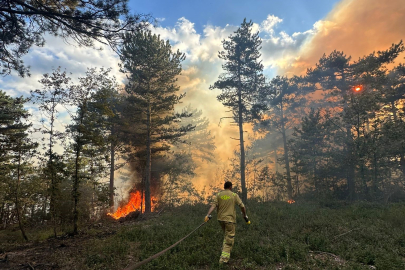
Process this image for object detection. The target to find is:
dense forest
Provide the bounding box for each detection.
[1,2,405,239]
[2,1,405,269]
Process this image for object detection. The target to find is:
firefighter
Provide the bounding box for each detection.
[205,181,248,264]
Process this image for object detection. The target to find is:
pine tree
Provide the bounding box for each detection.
[1,0,149,77]
[31,68,70,236]
[0,91,37,240]
[67,68,115,234]
[289,109,341,196]
[260,76,303,200]
[305,41,404,200]
[86,78,126,208]
[120,31,192,213]
[210,19,267,203]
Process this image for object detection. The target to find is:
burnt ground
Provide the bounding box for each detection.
[0,224,118,269]
[0,211,150,270]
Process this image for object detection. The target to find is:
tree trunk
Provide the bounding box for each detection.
[343,73,355,201]
[237,72,247,204]
[73,141,81,235]
[274,147,278,173]
[109,134,115,208]
[144,101,152,213]
[16,151,28,241]
[49,105,57,237]
[346,123,356,200]
[392,101,398,121]
[280,102,293,200]
[373,150,378,195]
[73,108,85,235]
[313,159,318,193]
[141,176,144,214]
[391,101,405,175]
[0,202,4,229]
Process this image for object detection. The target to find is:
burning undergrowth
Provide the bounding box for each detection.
[108,158,164,220]
[107,191,158,220]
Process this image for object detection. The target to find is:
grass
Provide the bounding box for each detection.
[3,201,405,269]
[81,201,405,269]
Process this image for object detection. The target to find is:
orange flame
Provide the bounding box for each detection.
[354,85,363,92]
[108,191,156,219]
[288,199,296,204]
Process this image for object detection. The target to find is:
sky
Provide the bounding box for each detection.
[2,0,405,192]
[130,0,340,35]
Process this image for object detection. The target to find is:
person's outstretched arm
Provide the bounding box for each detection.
[240,206,246,218]
[206,205,216,217]
[204,196,217,222]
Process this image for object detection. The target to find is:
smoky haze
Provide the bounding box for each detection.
[170,0,405,193]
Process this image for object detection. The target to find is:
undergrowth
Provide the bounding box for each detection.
[82,201,405,270]
[3,201,405,269]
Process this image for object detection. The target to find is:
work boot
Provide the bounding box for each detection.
[219,257,229,264]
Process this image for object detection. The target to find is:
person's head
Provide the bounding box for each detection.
[224,181,232,190]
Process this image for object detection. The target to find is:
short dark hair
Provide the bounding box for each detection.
[224,181,232,189]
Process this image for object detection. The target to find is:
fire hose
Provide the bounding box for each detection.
[123,216,212,270]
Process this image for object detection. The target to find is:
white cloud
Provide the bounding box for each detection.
[260,15,283,34]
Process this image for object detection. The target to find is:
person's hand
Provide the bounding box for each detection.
[244,215,251,224]
[204,215,212,222]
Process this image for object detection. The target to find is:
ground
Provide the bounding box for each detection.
[1,201,405,269]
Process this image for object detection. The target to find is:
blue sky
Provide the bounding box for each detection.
[129,0,341,35]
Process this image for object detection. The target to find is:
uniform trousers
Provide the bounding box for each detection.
[218,221,235,263]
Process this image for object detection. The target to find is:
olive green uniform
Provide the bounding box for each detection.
[212,190,245,263]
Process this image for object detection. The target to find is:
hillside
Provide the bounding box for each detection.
[1,201,405,270]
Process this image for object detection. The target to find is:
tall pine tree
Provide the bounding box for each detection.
[0,91,37,240]
[210,19,266,203]
[120,31,192,213]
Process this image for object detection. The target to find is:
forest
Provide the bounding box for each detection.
[1,0,405,269]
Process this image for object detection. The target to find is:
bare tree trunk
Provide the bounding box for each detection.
[109,134,115,208]
[373,151,378,194]
[0,202,4,229]
[391,101,405,175]
[73,142,81,235]
[16,151,28,241]
[144,101,152,213]
[274,148,278,173]
[73,108,85,235]
[346,122,356,200]
[141,176,144,214]
[238,73,247,204]
[49,106,57,237]
[280,102,293,200]
[342,73,355,201]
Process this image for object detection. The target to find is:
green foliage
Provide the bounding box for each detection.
[1,0,149,77]
[275,41,405,202]
[0,90,37,240]
[120,30,193,213]
[66,68,119,234]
